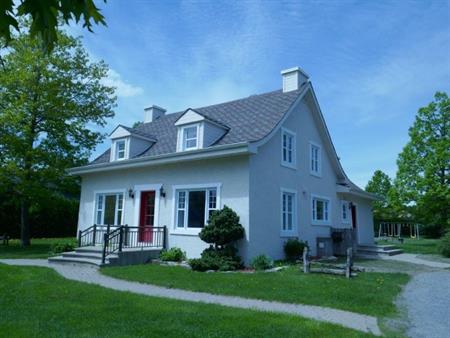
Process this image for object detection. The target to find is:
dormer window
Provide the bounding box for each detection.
[115,139,126,160]
[182,125,199,151]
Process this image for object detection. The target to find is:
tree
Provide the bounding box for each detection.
[365,170,392,219]
[395,92,450,235]
[0,24,116,246]
[0,0,106,52]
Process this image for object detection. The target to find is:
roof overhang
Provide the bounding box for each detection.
[336,184,380,201]
[68,142,253,176]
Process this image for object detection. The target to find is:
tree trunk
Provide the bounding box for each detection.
[20,199,31,247]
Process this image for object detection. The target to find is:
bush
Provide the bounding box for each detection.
[251,254,273,271]
[160,247,186,262]
[189,246,242,272]
[284,238,307,261]
[439,232,450,258]
[50,238,77,254]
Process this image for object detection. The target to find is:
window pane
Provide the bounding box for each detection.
[208,189,217,209]
[104,195,116,224]
[316,200,324,220]
[96,211,102,224]
[177,210,185,228]
[185,127,197,139]
[186,139,197,148]
[118,194,123,210]
[178,191,186,208]
[188,191,206,228]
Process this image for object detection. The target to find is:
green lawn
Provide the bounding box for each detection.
[102,264,409,317]
[0,264,372,338]
[0,238,75,258]
[376,238,441,255]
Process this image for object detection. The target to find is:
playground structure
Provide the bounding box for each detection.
[377,222,420,239]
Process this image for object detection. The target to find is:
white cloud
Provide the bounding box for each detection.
[102,69,144,98]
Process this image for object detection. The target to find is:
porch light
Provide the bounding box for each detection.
[128,188,134,199]
[160,185,166,198]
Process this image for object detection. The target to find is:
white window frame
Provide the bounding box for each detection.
[280,188,297,236]
[281,128,296,169]
[341,200,350,224]
[309,141,322,177]
[93,189,126,225]
[311,194,331,225]
[111,138,129,161]
[181,125,199,151]
[172,183,222,235]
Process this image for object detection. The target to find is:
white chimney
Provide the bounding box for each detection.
[281,67,309,92]
[144,105,166,123]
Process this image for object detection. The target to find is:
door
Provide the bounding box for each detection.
[351,204,358,244]
[139,191,155,242]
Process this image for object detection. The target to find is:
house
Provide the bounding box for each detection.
[69,67,377,265]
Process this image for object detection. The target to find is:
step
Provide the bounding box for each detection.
[75,246,104,254]
[358,245,398,251]
[62,251,104,260]
[357,248,403,256]
[48,255,105,267]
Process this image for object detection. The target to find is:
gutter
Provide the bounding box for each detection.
[68,142,252,175]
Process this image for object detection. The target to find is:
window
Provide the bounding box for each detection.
[281,189,297,235]
[182,126,198,150]
[341,200,350,223]
[175,187,218,229]
[113,138,127,161]
[310,142,321,176]
[281,128,296,168]
[95,192,124,225]
[312,196,330,225]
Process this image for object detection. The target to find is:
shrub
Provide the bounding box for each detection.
[189,246,242,272]
[284,238,307,261]
[160,247,186,262]
[50,239,77,254]
[251,254,273,271]
[439,232,450,258]
[199,206,245,249]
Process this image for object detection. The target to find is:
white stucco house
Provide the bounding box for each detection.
[69,67,377,264]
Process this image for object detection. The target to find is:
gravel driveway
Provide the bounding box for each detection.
[401,270,450,338]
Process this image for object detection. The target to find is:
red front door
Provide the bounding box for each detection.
[139,191,155,242]
[351,205,357,229]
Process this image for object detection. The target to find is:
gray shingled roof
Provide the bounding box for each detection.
[91,86,304,164]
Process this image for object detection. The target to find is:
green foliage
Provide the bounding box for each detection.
[439,232,450,258]
[199,205,245,248]
[365,170,400,220]
[394,92,450,236]
[160,247,186,262]
[0,23,116,245]
[49,238,77,254]
[284,238,307,261]
[250,254,274,271]
[0,0,106,52]
[189,246,242,272]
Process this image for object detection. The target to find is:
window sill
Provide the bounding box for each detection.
[310,171,321,178]
[311,221,331,226]
[170,229,203,236]
[280,230,297,237]
[281,162,297,170]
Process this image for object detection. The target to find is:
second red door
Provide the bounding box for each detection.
[139,191,155,242]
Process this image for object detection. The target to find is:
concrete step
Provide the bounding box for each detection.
[75,246,103,254]
[48,255,105,267]
[357,246,403,256]
[62,251,104,260]
[359,244,398,251]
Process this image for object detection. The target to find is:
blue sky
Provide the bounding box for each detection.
[67,0,450,188]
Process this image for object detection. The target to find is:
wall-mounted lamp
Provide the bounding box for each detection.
[128,188,134,199]
[159,185,166,198]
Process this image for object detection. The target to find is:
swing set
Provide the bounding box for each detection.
[377,222,420,240]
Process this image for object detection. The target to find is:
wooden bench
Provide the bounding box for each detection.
[0,234,9,245]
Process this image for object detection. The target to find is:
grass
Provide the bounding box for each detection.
[376,238,441,255]
[0,264,373,338]
[0,237,75,259]
[102,264,409,317]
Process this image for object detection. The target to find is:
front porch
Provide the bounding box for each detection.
[48,225,167,266]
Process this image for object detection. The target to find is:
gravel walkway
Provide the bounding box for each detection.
[381,253,450,269]
[400,270,450,338]
[0,259,381,336]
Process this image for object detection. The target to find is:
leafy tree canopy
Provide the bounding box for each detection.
[394,92,450,233]
[0,23,116,245]
[0,0,106,52]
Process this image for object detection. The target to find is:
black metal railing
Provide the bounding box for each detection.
[78,224,119,247]
[78,224,167,264]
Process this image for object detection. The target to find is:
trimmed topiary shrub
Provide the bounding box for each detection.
[189,206,245,271]
[50,238,77,254]
[284,238,307,261]
[439,231,450,258]
[160,247,186,262]
[251,254,273,271]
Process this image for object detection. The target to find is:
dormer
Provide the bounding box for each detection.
[174,109,228,152]
[109,125,156,162]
